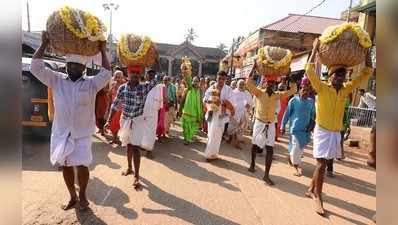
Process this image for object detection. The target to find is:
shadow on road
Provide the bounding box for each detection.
[22,135,121,171]
[141,177,240,225]
[87,176,138,220]
[74,207,107,225]
[268,174,375,223]
[273,151,376,197]
[151,138,241,192]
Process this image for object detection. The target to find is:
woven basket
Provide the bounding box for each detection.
[257,46,291,77]
[46,9,100,56]
[319,29,367,67]
[117,34,158,67]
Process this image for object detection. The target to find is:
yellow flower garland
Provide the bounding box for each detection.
[58,6,106,41]
[257,46,292,69]
[119,34,152,62]
[319,22,372,48]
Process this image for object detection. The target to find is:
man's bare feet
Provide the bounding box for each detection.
[305,190,315,199]
[146,151,154,159]
[61,198,78,210]
[122,168,133,176]
[133,178,142,190]
[79,198,90,211]
[294,168,303,177]
[263,176,275,185]
[314,197,325,216]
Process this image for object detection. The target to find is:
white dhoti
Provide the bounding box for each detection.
[141,112,158,151]
[204,111,229,159]
[50,134,92,167]
[313,125,341,159]
[119,115,147,147]
[290,135,304,165]
[252,119,275,148]
[140,83,163,151]
[227,110,249,140]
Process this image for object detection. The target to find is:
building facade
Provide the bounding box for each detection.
[22,31,225,77]
[233,14,344,77]
[351,0,376,105]
[156,41,225,77]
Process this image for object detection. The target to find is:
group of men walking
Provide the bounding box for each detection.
[30,32,374,216]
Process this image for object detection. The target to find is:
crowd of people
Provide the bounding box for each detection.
[30,32,375,216]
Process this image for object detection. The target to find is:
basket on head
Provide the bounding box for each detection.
[46,6,106,56]
[257,46,292,77]
[318,23,372,67]
[117,33,158,67]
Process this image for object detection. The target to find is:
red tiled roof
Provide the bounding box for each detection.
[262,13,344,34]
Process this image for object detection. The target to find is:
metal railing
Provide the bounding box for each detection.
[347,106,376,128]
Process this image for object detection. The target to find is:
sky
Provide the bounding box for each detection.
[21,0,359,48]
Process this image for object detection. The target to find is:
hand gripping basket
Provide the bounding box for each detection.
[318,23,372,67]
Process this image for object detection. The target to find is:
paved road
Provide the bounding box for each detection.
[22,124,375,225]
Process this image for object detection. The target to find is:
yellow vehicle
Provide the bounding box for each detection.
[22,57,64,137]
[22,56,103,137]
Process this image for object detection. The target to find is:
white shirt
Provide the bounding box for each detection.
[231,89,252,120]
[30,58,111,139]
[143,83,163,116]
[203,83,233,103]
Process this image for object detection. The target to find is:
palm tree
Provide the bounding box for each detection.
[185,28,198,43]
[216,43,228,52]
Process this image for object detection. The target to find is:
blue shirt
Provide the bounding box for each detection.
[111,79,157,119]
[282,95,315,151]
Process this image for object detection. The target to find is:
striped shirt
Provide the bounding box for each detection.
[110,80,157,119]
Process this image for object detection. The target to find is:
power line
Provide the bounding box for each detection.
[279,0,328,31]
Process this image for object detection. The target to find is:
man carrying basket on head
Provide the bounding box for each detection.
[246,62,297,186]
[30,31,111,211]
[105,67,157,189]
[305,38,374,216]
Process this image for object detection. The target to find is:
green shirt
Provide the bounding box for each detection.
[167,84,177,103]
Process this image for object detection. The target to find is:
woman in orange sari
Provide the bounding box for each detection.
[108,71,126,144]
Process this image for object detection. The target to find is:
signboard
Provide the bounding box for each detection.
[235,63,254,79]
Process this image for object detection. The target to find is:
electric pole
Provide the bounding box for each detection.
[103,2,119,62]
[347,0,353,22]
[26,0,31,32]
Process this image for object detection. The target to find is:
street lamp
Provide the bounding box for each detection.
[103,2,119,61]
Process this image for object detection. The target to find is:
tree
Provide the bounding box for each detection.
[216,43,228,52]
[185,28,198,43]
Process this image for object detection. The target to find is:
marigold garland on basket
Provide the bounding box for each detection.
[118,34,152,63]
[58,6,106,41]
[257,46,292,70]
[319,22,372,48]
